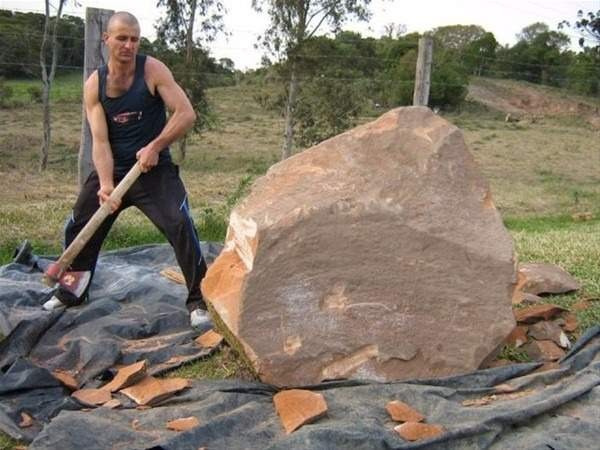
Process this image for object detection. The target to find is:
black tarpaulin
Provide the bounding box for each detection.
[1,244,600,449]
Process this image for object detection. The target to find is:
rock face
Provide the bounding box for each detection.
[202,107,517,386]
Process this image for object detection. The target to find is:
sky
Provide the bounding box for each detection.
[1,0,598,70]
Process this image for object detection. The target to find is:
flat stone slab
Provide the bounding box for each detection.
[523,340,566,361]
[515,304,567,324]
[273,389,328,434]
[166,417,200,431]
[71,388,112,407]
[386,400,425,422]
[120,376,190,406]
[195,330,224,348]
[394,422,445,441]
[101,360,147,393]
[517,263,580,295]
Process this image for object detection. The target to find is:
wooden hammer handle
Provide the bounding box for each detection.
[49,162,143,277]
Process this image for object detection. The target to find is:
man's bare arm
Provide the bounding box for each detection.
[136,57,196,171]
[84,72,119,211]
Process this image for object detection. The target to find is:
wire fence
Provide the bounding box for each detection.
[1,6,600,108]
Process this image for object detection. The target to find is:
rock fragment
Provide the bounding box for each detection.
[394,422,445,442]
[386,400,425,423]
[273,389,328,434]
[71,388,112,407]
[120,376,190,406]
[514,304,567,324]
[166,417,200,431]
[517,263,580,295]
[101,360,147,392]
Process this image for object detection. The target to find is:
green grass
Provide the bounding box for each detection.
[164,345,256,381]
[499,345,532,363]
[507,215,600,332]
[0,432,21,450]
[4,71,82,105]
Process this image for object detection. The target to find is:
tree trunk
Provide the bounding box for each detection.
[178,0,198,162]
[40,85,50,171]
[281,66,298,160]
[39,0,64,171]
[39,2,51,171]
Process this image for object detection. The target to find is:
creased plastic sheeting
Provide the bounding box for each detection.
[2,244,600,449]
[0,243,222,441]
[28,327,600,450]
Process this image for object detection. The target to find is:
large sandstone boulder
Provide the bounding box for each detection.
[202,106,517,387]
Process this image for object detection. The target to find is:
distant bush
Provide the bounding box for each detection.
[27,85,42,103]
[0,78,13,107]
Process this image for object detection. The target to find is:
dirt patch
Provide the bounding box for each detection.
[468,78,600,128]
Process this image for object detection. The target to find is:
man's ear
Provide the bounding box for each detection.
[102,31,109,43]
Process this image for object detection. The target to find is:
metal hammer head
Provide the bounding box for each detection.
[43,263,91,299]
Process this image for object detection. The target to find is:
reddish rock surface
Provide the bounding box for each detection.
[71,388,112,407]
[517,263,580,295]
[202,107,517,386]
[394,422,445,441]
[102,399,122,409]
[195,329,224,348]
[561,314,579,333]
[386,400,425,423]
[166,417,200,431]
[529,321,570,348]
[523,340,566,361]
[505,326,528,347]
[514,304,567,324]
[273,389,328,434]
[52,370,79,391]
[120,376,190,406]
[101,360,147,392]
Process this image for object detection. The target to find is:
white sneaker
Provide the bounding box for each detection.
[190,308,212,331]
[43,295,66,311]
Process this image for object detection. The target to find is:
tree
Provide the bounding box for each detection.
[432,24,487,51]
[382,22,406,39]
[252,0,372,159]
[463,32,498,76]
[155,0,225,159]
[558,10,600,98]
[497,22,571,86]
[561,9,600,48]
[39,0,66,171]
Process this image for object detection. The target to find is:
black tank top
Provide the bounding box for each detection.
[98,54,172,175]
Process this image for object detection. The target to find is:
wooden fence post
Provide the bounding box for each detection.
[78,7,113,187]
[413,36,433,107]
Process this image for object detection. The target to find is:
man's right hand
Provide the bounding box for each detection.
[97,185,121,213]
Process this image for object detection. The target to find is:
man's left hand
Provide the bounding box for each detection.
[136,145,159,173]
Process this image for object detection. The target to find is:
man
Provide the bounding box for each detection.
[43,11,211,330]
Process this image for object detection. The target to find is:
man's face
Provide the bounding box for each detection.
[104,20,140,64]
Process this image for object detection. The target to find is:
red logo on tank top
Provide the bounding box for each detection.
[112,111,143,125]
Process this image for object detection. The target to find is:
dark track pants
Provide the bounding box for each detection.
[61,163,207,311]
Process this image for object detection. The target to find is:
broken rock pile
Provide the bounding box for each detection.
[202,106,518,386]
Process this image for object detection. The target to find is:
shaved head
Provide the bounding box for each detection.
[107,11,140,33]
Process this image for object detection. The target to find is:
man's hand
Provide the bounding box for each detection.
[136,145,159,173]
[97,185,121,213]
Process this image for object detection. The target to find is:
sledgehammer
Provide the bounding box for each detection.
[43,162,143,289]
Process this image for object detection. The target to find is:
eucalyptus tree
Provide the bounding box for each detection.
[155,0,226,159]
[252,0,373,159]
[39,0,67,171]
